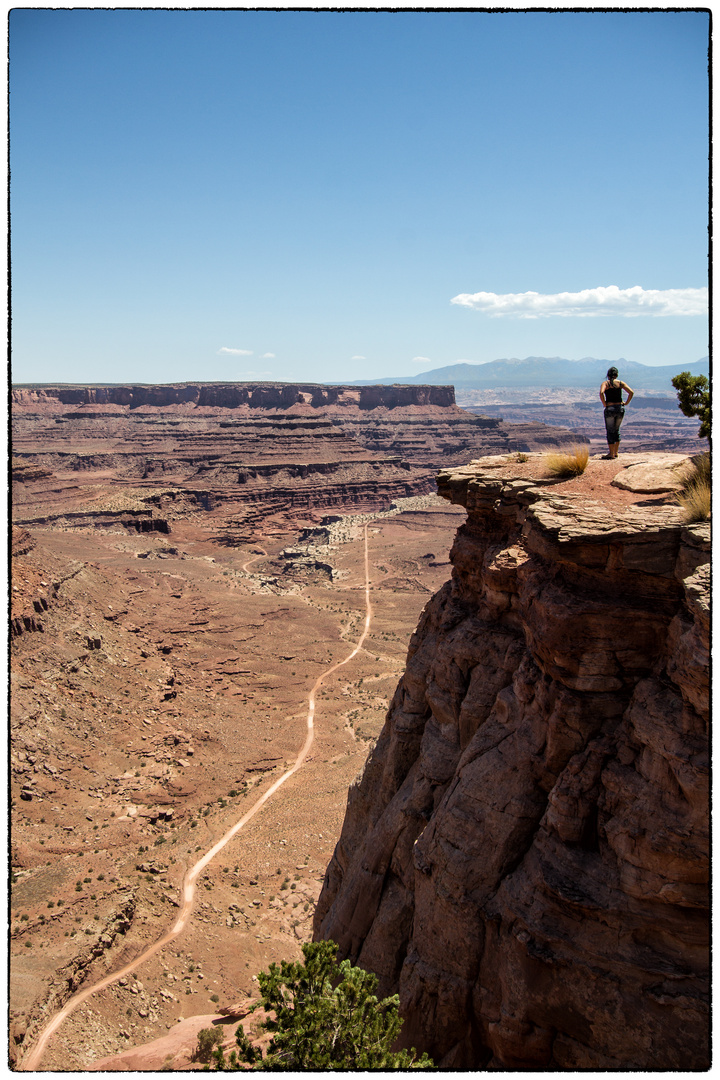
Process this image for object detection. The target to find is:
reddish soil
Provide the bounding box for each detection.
[10,486,465,1069]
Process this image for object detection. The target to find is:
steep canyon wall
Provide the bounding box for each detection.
[313,457,709,1069]
[11,382,457,411]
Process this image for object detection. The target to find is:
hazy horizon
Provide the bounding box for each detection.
[11,352,710,389]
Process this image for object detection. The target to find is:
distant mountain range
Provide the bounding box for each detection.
[354,356,709,392]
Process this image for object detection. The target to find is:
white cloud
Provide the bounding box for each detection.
[218,346,253,355]
[412,356,433,364]
[450,285,708,319]
[260,353,275,359]
[351,355,366,360]
[237,370,273,378]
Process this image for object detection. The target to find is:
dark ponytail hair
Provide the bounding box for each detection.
[607,366,619,383]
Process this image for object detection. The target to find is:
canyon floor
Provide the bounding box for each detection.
[10,487,466,1069]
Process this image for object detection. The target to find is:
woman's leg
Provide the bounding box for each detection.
[604,407,623,458]
[610,409,623,457]
[605,409,617,454]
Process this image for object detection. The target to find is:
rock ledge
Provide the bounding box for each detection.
[314,454,709,1069]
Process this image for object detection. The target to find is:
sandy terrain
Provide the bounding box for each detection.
[10,491,465,1069]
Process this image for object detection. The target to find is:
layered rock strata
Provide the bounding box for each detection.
[12,383,578,536]
[10,382,456,411]
[314,456,710,1069]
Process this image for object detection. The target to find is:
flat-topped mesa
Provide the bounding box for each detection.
[313,453,709,1070]
[11,382,458,412]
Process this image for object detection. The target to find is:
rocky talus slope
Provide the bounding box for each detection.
[314,454,709,1069]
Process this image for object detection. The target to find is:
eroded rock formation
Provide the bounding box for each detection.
[12,383,578,539]
[10,382,457,411]
[313,455,709,1069]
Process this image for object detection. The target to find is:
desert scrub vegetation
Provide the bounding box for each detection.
[208,941,433,1070]
[676,453,711,522]
[194,1025,224,1062]
[545,444,589,478]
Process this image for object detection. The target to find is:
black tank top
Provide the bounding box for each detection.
[605,381,622,403]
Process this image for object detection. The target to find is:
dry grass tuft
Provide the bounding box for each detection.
[545,444,589,478]
[676,452,711,522]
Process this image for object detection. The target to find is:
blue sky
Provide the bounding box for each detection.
[10,9,709,385]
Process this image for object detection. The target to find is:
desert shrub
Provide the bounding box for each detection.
[545,444,589,478]
[672,371,710,439]
[676,453,711,522]
[514,452,529,462]
[210,941,433,1070]
[194,1026,224,1062]
[678,479,712,523]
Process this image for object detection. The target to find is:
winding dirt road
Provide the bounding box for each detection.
[21,526,373,1070]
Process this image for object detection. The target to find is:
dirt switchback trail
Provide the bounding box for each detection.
[21,526,373,1071]
[240,546,268,574]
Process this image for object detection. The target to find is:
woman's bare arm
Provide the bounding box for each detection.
[621,381,634,404]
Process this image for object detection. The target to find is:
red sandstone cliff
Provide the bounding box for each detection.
[10,382,458,411]
[313,455,709,1069]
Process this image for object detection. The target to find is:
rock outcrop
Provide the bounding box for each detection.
[313,455,709,1069]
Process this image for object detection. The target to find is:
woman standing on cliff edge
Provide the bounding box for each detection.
[599,366,634,459]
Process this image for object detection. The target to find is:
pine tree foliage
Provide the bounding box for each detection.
[672,371,711,440]
[209,941,434,1070]
[194,1026,224,1063]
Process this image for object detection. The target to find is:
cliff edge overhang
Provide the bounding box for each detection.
[313,453,709,1070]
